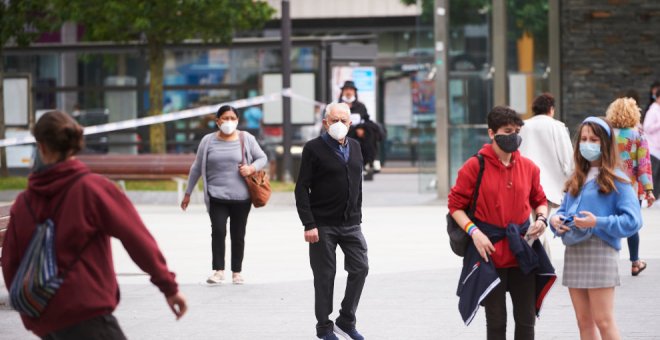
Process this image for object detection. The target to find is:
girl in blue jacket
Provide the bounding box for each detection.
[550,116,642,340]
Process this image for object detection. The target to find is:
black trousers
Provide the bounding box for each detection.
[208,197,252,272]
[42,314,126,340]
[309,225,369,337]
[482,267,536,340]
[652,155,660,197]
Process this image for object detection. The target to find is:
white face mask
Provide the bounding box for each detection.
[328,122,349,141]
[219,121,238,135]
[341,95,356,103]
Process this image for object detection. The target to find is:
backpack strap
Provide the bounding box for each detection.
[22,172,96,279]
[466,153,485,216]
[23,195,38,224]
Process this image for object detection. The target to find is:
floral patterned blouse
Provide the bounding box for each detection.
[614,127,654,199]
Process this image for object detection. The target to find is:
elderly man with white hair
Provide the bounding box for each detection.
[295,102,369,340]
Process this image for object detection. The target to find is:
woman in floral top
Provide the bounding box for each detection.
[606,97,655,276]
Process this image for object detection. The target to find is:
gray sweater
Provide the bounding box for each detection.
[186,131,267,210]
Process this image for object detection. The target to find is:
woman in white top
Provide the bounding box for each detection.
[519,93,574,257]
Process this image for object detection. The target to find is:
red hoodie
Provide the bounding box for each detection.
[1,159,178,337]
[448,144,547,268]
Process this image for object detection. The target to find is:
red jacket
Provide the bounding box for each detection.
[448,144,547,268]
[1,159,178,337]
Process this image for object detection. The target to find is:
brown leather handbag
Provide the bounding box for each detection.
[239,132,271,207]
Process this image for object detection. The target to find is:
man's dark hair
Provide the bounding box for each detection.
[487,106,524,131]
[532,93,555,116]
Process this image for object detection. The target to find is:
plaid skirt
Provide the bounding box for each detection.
[562,236,620,288]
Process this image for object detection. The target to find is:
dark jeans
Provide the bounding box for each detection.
[482,267,536,340]
[208,197,252,272]
[627,200,643,262]
[309,225,369,337]
[42,314,126,340]
[652,155,660,197]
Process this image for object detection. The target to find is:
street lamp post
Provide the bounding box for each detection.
[434,0,449,198]
[281,0,293,183]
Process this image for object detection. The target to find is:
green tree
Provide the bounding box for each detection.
[0,0,59,176]
[56,0,275,153]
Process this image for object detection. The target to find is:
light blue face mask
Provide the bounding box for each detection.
[579,142,602,161]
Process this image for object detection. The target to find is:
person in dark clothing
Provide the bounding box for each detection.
[1,111,187,339]
[339,81,382,180]
[295,102,368,340]
[337,80,368,117]
[350,115,382,180]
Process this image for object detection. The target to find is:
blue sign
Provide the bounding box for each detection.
[352,68,375,91]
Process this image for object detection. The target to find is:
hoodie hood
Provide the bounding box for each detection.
[28,158,91,198]
[478,143,520,169]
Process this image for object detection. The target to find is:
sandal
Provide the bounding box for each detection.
[632,260,647,276]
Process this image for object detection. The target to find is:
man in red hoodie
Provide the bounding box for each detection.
[449,106,549,340]
[1,111,186,339]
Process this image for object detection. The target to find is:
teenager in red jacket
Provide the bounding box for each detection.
[1,111,187,339]
[449,106,549,340]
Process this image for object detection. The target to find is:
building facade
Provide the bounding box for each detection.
[2,0,660,193]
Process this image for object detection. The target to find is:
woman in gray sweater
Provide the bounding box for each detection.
[181,105,267,284]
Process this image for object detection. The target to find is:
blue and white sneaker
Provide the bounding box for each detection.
[333,325,364,340]
[318,330,339,340]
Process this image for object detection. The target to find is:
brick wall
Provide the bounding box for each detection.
[561,0,660,131]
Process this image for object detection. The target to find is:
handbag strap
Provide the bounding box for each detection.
[239,131,247,165]
[467,153,485,216]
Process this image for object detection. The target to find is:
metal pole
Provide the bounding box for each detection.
[434,0,449,198]
[319,42,327,105]
[281,0,293,182]
[0,48,8,177]
[549,0,562,116]
[492,0,507,106]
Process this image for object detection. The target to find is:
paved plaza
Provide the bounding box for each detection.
[1,173,660,339]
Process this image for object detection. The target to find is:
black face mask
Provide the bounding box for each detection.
[494,133,522,153]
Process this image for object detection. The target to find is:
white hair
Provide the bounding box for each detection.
[324,102,351,118]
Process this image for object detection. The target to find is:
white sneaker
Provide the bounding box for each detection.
[206,270,224,284]
[232,272,244,285]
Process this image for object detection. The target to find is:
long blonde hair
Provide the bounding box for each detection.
[565,118,627,196]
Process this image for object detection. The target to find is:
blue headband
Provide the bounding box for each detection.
[582,116,611,137]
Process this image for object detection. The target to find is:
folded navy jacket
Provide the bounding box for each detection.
[456,219,557,325]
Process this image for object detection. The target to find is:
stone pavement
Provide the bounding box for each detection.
[1,173,660,339]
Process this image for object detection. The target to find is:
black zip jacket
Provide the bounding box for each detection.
[295,136,363,230]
